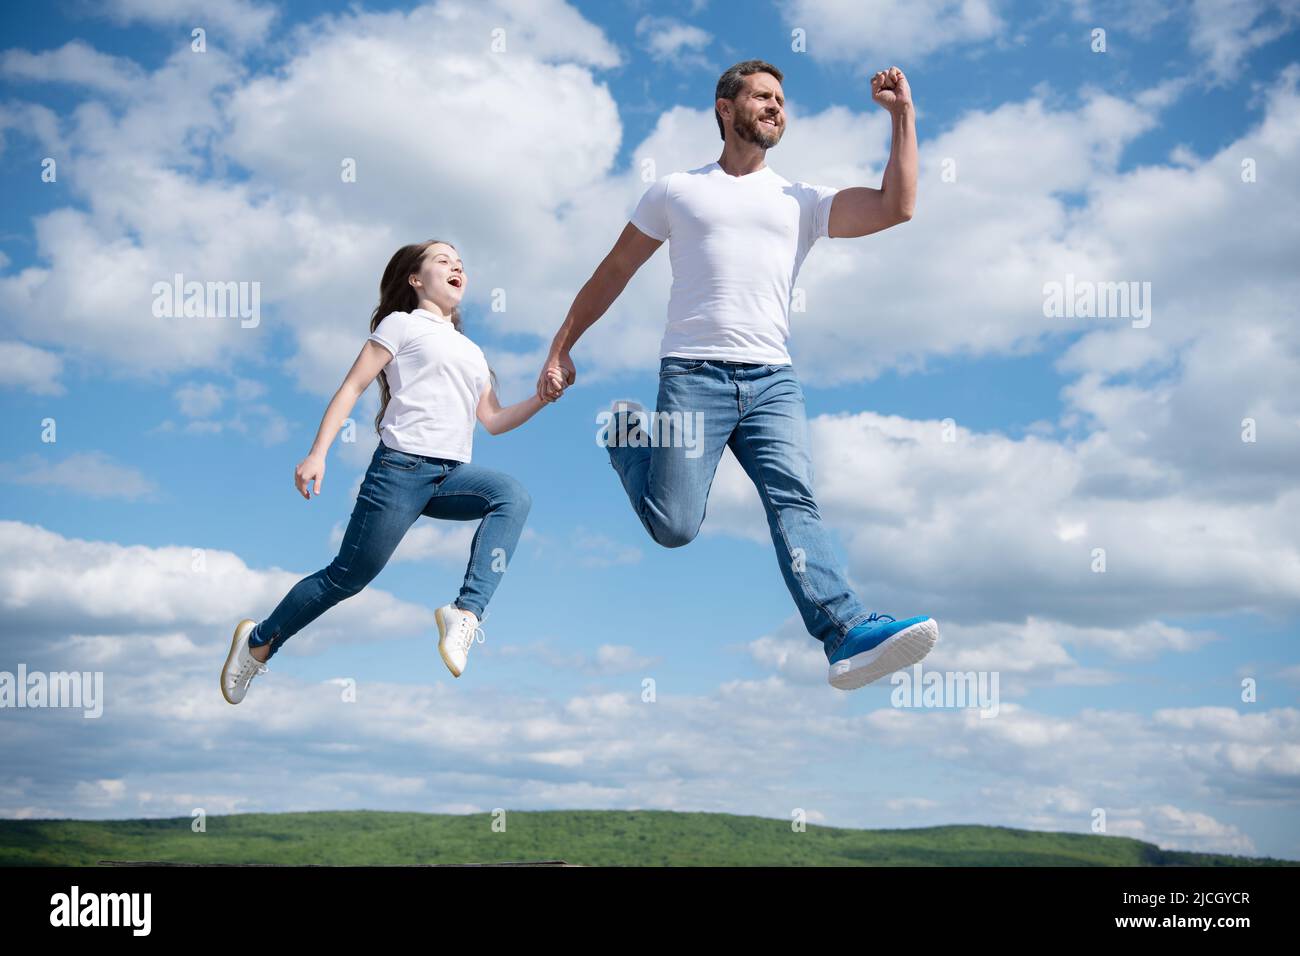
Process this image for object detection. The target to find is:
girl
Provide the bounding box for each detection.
[221,239,562,704]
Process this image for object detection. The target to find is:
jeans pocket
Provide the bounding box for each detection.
[660,358,707,377]
[380,447,423,470]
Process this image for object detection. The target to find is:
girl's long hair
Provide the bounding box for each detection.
[369,239,496,437]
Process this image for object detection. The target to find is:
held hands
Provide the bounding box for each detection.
[536,351,576,403]
[295,453,324,500]
[871,66,911,114]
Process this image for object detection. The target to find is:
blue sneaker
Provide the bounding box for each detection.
[827,613,939,690]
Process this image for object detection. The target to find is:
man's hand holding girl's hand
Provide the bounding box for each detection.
[543,368,566,400]
[537,351,576,403]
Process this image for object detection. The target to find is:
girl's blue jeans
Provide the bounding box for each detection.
[248,439,531,660]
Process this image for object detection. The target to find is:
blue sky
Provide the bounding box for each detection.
[1,0,1298,860]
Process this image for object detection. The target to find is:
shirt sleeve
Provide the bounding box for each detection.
[629,174,671,241]
[367,311,409,357]
[799,181,840,245]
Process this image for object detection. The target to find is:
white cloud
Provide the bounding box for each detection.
[745,612,1216,690]
[777,0,1006,64]
[863,700,1298,839]
[498,640,658,676]
[1061,0,1299,85]
[158,377,291,445]
[330,518,478,565]
[703,408,1300,625]
[0,451,158,500]
[779,85,1171,383]
[2,2,1297,418]
[0,519,432,654]
[0,518,1293,857]
[175,382,224,417]
[745,630,829,686]
[1190,0,1300,83]
[883,795,941,812]
[97,0,279,50]
[570,526,642,567]
[0,340,65,394]
[0,1,630,400]
[0,40,145,95]
[975,782,1259,855]
[635,15,712,67]
[1066,0,1179,35]
[1129,804,1258,855]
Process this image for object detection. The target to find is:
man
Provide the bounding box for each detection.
[536,59,937,690]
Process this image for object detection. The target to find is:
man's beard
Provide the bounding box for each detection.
[735,111,782,148]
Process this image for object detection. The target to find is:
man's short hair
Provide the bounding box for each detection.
[714,59,784,140]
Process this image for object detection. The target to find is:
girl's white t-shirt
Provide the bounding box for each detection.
[367,308,490,462]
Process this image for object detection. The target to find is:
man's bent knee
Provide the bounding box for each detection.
[647,518,698,549]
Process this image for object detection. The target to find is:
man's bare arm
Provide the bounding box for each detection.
[538,223,663,400]
[828,66,917,239]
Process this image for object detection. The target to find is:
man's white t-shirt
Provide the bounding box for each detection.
[628,161,839,364]
[367,308,490,462]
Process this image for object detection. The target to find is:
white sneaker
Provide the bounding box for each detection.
[221,619,269,705]
[608,399,647,446]
[436,604,486,678]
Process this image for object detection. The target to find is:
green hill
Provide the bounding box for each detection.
[1,810,1294,866]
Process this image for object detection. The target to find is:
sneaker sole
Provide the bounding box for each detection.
[828,618,939,690]
[435,608,464,677]
[220,619,257,705]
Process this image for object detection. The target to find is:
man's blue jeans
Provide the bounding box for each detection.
[249,439,531,660]
[606,357,873,655]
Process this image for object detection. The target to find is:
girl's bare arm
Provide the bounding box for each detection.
[477,370,562,436]
[295,341,391,498]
